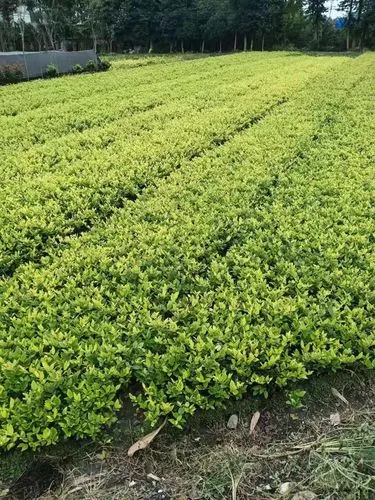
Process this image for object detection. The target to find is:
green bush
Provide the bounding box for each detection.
[98,60,111,72]
[84,59,98,72]
[0,64,23,85]
[0,54,321,275]
[72,64,83,74]
[0,53,374,451]
[45,64,58,78]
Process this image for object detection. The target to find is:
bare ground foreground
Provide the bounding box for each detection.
[2,369,375,500]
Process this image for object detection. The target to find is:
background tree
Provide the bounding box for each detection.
[0,0,18,50]
[340,0,357,49]
[282,0,305,47]
[229,0,259,51]
[340,0,375,48]
[1,0,374,53]
[158,0,189,52]
[360,0,375,47]
[197,0,231,52]
[305,0,327,47]
[116,0,160,52]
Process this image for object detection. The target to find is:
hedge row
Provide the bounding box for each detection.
[0,53,373,449]
[1,54,324,172]
[0,53,303,153]
[0,56,340,276]
[0,52,290,117]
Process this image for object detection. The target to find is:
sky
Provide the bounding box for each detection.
[328,0,342,18]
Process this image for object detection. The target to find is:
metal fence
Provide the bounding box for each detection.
[0,50,99,79]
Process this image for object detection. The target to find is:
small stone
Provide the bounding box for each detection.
[330,412,341,426]
[292,491,317,500]
[227,414,239,429]
[147,473,161,483]
[129,480,137,487]
[279,482,295,495]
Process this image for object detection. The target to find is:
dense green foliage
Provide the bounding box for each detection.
[1,0,375,52]
[0,54,338,274]
[0,63,23,84]
[0,53,374,451]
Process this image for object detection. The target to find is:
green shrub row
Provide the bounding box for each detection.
[0,54,309,167]
[0,54,373,450]
[73,59,111,73]
[44,59,111,79]
[0,57,337,276]
[0,52,287,117]
[0,53,308,156]
[0,60,111,86]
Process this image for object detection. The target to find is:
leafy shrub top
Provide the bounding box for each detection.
[0,53,373,450]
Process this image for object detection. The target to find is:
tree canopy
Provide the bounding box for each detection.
[0,0,374,52]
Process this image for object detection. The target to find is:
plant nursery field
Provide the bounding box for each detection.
[0,52,374,452]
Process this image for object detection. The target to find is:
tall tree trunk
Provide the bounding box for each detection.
[234,31,238,51]
[40,29,48,51]
[201,39,205,53]
[250,37,254,51]
[357,0,364,50]
[20,22,29,80]
[169,42,173,53]
[21,29,25,56]
[346,0,354,51]
[359,31,364,51]
[45,24,55,49]
[219,40,222,53]
[313,22,319,48]
[42,0,56,51]
[261,34,265,51]
[149,39,154,53]
[181,40,184,53]
[243,33,248,51]
[0,25,6,52]
[92,26,97,53]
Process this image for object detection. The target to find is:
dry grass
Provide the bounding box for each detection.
[50,409,375,499]
[3,371,375,500]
